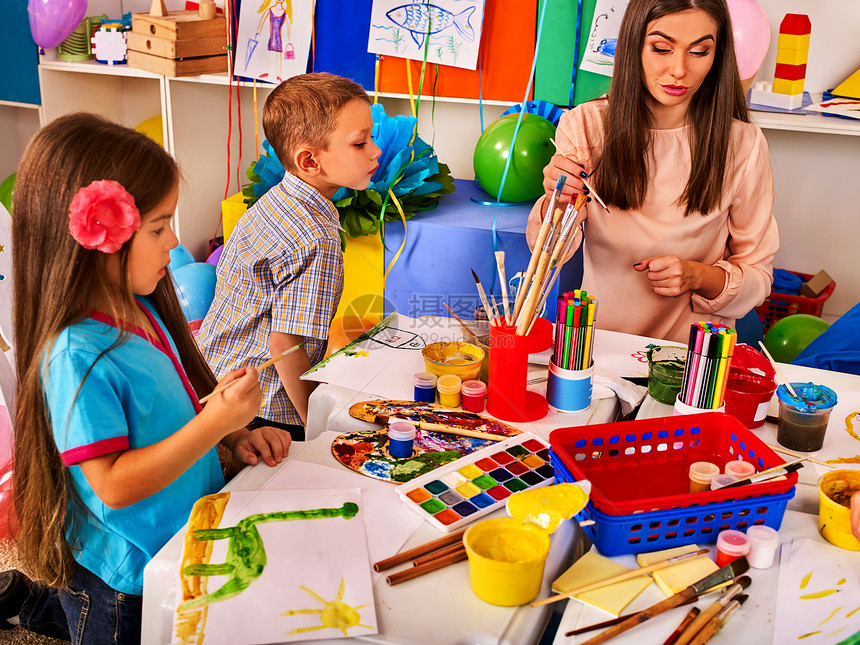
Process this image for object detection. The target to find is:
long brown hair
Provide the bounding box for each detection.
[12,113,217,587]
[593,0,749,216]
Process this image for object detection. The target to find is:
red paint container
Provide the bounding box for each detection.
[461,380,487,413]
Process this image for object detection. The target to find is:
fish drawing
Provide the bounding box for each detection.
[385,3,476,49]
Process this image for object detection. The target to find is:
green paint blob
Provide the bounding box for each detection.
[507,445,528,457]
[473,475,497,490]
[504,478,528,492]
[425,480,449,494]
[420,498,446,514]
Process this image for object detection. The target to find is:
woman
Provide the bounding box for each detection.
[527,0,777,343]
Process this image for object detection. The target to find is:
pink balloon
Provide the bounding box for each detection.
[27,0,87,50]
[727,0,771,80]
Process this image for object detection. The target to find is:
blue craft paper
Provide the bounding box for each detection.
[0,0,41,105]
[314,0,376,90]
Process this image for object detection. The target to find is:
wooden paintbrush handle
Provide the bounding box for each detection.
[385,548,468,586]
[373,529,467,572]
[674,602,724,645]
[582,591,692,645]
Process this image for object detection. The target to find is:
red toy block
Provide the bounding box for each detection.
[779,13,811,36]
[775,63,807,81]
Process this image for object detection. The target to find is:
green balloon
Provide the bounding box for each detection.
[473,113,556,203]
[764,313,830,363]
[0,173,14,215]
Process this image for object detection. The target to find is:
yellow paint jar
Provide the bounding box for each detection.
[464,518,550,606]
[818,469,860,551]
[422,341,484,381]
[436,373,462,408]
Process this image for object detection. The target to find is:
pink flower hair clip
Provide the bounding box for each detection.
[68,180,141,254]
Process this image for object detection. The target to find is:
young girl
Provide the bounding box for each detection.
[3,113,292,643]
[527,0,778,343]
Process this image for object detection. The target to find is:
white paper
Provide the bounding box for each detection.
[261,459,423,584]
[172,488,377,644]
[579,0,629,77]
[774,537,860,643]
[368,0,485,71]
[234,0,314,83]
[806,98,860,121]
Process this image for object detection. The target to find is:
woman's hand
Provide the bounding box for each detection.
[634,256,725,300]
[851,491,860,542]
[223,425,292,467]
[201,367,262,437]
[541,153,590,217]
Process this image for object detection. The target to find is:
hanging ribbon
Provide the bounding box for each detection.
[568,0,584,109]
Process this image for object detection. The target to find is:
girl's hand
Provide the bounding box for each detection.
[224,425,292,467]
[541,153,589,213]
[634,256,725,300]
[851,491,860,542]
[201,367,262,436]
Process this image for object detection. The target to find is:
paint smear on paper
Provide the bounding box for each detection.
[817,607,844,625]
[283,578,372,636]
[801,572,813,589]
[801,589,841,600]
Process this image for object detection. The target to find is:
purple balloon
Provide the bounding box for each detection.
[206,244,225,266]
[28,0,87,50]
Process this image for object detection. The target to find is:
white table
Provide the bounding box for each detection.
[142,380,621,645]
[552,361,860,644]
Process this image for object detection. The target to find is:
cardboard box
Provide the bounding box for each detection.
[799,269,834,298]
[128,10,227,77]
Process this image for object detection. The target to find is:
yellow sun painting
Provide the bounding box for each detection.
[282,578,372,637]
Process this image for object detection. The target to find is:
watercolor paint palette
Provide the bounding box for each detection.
[396,433,554,533]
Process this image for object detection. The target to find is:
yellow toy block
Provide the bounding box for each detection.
[834,68,860,100]
[776,47,809,66]
[773,78,805,95]
[776,33,810,51]
[220,192,247,241]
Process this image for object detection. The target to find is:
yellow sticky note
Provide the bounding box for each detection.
[636,545,719,596]
[552,551,652,617]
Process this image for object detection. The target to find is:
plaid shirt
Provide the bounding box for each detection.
[197,173,344,425]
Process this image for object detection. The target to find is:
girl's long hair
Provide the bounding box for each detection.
[12,113,217,587]
[593,0,749,216]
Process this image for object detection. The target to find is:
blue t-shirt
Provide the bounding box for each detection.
[43,298,224,595]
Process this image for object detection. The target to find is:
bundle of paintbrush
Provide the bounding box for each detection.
[678,322,737,410]
[509,176,588,335]
[552,290,598,371]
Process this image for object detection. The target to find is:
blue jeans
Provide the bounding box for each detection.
[19,563,141,645]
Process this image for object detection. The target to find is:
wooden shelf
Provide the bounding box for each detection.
[751,109,860,137]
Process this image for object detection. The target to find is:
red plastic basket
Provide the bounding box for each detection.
[754,270,835,333]
[549,412,798,515]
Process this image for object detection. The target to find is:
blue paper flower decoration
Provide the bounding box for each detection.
[242,103,454,240]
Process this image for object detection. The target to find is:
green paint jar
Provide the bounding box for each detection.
[647,346,687,405]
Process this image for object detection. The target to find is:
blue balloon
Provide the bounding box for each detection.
[172,262,216,322]
[169,245,195,272]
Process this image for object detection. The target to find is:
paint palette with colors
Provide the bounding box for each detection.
[396,433,554,533]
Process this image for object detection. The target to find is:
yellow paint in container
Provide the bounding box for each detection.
[818,469,860,551]
[464,483,589,606]
[422,341,484,381]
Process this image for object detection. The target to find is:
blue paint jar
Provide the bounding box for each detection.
[388,420,416,458]
[413,372,437,403]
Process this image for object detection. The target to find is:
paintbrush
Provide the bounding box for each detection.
[385,548,468,586]
[366,413,509,442]
[757,341,800,400]
[688,594,749,645]
[673,575,751,645]
[198,340,307,404]
[494,251,512,325]
[441,302,479,339]
[715,457,807,489]
[471,269,497,325]
[549,137,610,212]
[765,443,834,468]
[566,596,705,637]
[662,607,702,645]
[512,175,566,322]
[580,558,750,645]
[373,529,467,572]
[532,548,710,607]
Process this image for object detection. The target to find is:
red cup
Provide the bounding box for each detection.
[724,371,777,429]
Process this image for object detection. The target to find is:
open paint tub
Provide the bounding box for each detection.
[818,470,860,551]
[422,341,484,381]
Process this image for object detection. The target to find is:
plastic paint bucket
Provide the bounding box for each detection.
[464,517,550,606]
[724,460,756,480]
[387,421,416,458]
[461,380,487,412]
[689,461,720,493]
[776,383,837,452]
[646,346,686,405]
[746,525,779,568]
[436,374,463,408]
[710,473,738,490]
[413,372,437,403]
[422,341,484,381]
[818,470,860,551]
[724,371,777,428]
[715,529,750,567]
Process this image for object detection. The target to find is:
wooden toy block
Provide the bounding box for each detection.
[799,270,834,299]
[749,84,804,110]
[773,78,805,96]
[128,8,228,77]
[774,63,807,82]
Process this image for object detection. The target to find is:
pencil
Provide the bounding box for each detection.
[373,528,467,572]
[385,548,468,586]
[198,340,307,404]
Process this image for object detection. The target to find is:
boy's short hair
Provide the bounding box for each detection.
[263,72,371,173]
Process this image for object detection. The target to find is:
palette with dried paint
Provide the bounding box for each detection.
[397,433,555,533]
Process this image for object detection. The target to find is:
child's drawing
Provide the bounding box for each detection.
[579,0,629,78]
[173,489,376,644]
[368,0,485,71]
[234,0,313,83]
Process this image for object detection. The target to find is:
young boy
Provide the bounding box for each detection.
[198,73,380,439]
